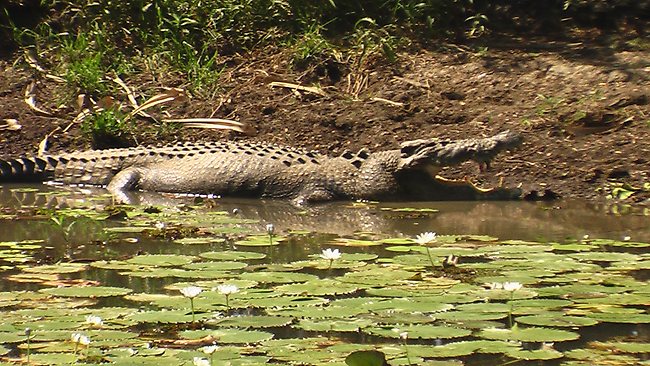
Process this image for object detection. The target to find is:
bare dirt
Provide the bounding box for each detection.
[1,33,649,205]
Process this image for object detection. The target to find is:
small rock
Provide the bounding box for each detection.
[606,70,630,83]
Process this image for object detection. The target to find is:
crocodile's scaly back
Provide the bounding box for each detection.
[0,131,523,202]
[1,141,324,184]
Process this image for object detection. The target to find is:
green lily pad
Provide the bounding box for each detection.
[200,251,267,261]
[435,311,507,322]
[235,235,285,246]
[568,252,639,262]
[365,325,471,339]
[479,326,580,342]
[408,340,518,358]
[211,315,294,328]
[295,318,374,332]
[172,237,226,245]
[589,341,650,354]
[505,348,563,360]
[329,238,383,247]
[587,312,650,323]
[515,314,598,327]
[126,254,196,267]
[127,309,206,323]
[246,296,329,309]
[239,271,318,284]
[183,261,248,271]
[40,286,132,298]
[22,263,87,274]
[345,350,387,366]
[181,329,274,343]
[275,279,362,296]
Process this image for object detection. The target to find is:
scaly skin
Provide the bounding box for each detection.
[0,131,523,203]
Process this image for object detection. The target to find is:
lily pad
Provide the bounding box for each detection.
[40,286,132,298]
[211,315,294,328]
[365,325,471,339]
[200,251,267,261]
[275,279,362,296]
[180,329,274,343]
[515,314,598,327]
[172,237,226,245]
[22,263,87,274]
[479,326,580,342]
[235,235,285,246]
[126,254,196,267]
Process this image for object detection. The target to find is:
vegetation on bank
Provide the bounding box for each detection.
[0,0,647,140]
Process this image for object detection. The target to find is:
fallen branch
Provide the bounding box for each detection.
[163,118,248,133]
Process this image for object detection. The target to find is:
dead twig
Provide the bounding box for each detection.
[128,88,187,120]
[24,81,53,116]
[269,81,327,96]
[111,76,153,119]
[370,97,405,107]
[0,119,22,131]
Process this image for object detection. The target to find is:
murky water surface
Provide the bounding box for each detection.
[0,184,648,365]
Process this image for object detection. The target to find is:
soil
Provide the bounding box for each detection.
[1,32,649,205]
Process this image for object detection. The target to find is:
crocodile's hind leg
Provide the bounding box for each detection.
[107,167,145,203]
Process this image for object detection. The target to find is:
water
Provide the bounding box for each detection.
[2,184,648,242]
[0,184,648,365]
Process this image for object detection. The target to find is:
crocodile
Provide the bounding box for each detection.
[0,130,523,203]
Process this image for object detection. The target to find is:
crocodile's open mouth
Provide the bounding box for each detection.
[434,175,507,193]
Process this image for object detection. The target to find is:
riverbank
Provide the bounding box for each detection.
[1,2,648,205]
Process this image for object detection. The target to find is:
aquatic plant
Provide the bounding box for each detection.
[201,344,219,365]
[320,248,342,269]
[215,284,239,308]
[70,332,90,361]
[24,328,31,363]
[266,223,275,245]
[414,231,438,268]
[84,315,103,328]
[180,286,203,322]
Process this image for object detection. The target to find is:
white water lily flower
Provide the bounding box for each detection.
[216,284,239,295]
[502,282,523,292]
[266,223,275,235]
[414,232,437,245]
[71,333,90,345]
[85,315,103,327]
[320,248,341,261]
[193,357,211,366]
[399,332,409,340]
[202,344,219,354]
[180,286,203,298]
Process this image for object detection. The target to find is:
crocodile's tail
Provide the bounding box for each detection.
[0,156,57,182]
